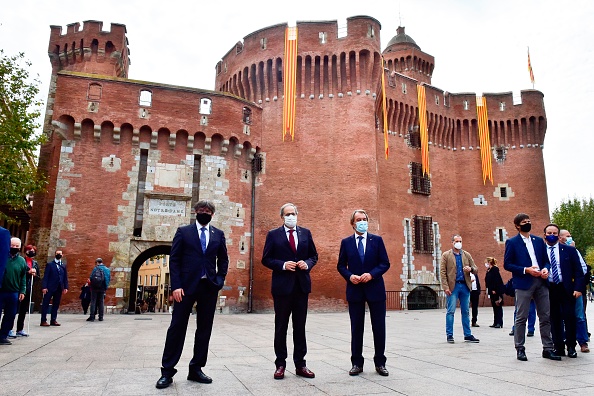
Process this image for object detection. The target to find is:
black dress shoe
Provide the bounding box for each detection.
[156,376,173,389]
[187,369,212,384]
[554,349,566,356]
[542,350,562,361]
[567,348,578,358]
[527,331,534,337]
[349,365,363,376]
[375,366,389,376]
[517,349,527,361]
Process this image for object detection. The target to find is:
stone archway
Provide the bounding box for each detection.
[128,243,171,312]
[407,286,438,310]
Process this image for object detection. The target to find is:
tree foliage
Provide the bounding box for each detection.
[0,50,47,220]
[551,197,594,256]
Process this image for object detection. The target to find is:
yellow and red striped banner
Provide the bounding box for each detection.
[380,59,389,159]
[282,27,298,141]
[527,47,535,85]
[476,96,493,184]
[416,84,429,175]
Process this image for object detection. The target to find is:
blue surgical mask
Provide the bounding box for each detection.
[566,237,573,245]
[355,220,368,234]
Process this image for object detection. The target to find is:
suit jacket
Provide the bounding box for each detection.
[262,226,318,296]
[0,226,9,285]
[485,266,504,297]
[42,259,69,292]
[169,223,228,296]
[552,243,585,296]
[440,249,478,292]
[503,233,550,290]
[337,233,390,302]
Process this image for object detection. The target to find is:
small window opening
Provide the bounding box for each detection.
[139,90,152,107]
[319,32,327,44]
[243,107,252,124]
[199,98,212,115]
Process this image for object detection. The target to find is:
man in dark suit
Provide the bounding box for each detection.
[262,203,318,380]
[503,213,560,361]
[40,249,68,326]
[0,226,10,285]
[156,200,228,389]
[337,209,390,377]
[543,223,584,358]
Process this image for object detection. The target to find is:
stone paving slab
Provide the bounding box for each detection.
[1,305,593,395]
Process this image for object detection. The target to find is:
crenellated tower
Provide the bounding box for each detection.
[383,26,434,84]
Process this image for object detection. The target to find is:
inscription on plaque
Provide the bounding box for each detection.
[149,199,186,216]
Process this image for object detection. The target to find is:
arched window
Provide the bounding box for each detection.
[199,98,212,115]
[139,90,152,106]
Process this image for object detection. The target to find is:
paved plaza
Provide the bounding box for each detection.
[1,305,593,395]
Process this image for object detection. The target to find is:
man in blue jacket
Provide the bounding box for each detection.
[87,258,111,322]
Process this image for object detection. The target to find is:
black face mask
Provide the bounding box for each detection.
[196,213,212,225]
[55,254,63,260]
[9,248,20,256]
[26,251,36,258]
[519,223,532,233]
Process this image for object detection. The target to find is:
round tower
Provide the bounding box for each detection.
[383,26,434,85]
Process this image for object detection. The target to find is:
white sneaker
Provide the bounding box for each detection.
[16,330,29,337]
[7,330,17,339]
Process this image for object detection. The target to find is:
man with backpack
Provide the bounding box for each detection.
[87,258,110,322]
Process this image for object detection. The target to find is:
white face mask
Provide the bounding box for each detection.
[453,242,462,250]
[284,215,297,228]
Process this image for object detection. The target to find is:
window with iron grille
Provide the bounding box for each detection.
[413,215,433,253]
[407,127,421,148]
[410,162,431,195]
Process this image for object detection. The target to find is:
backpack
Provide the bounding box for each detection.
[90,267,105,290]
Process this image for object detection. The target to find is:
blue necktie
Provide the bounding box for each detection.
[357,236,365,263]
[200,227,207,254]
[550,246,560,284]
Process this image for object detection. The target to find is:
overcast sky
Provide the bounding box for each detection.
[2,0,592,212]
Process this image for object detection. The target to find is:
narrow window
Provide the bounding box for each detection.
[260,37,267,49]
[463,100,469,110]
[236,42,243,54]
[199,98,212,115]
[139,89,152,107]
[243,107,252,124]
[368,25,375,38]
[402,83,407,94]
[319,32,327,44]
[499,101,506,111]
[413,215,434,253]
[435,95,439,105]
[498,228,505,242]
[410,162,431,195]
[87,83,102,101]
[500,186,508,198]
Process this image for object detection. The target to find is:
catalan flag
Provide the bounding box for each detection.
[527,47,535,86]
[282,27,298,141]
[380,59,389,159]
[416,84,429,175]
[476,96,493,184]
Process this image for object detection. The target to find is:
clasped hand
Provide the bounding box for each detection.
[284,261,308,271]
[350,273,372,284]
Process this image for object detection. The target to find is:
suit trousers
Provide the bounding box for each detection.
[41,288,62,323]
[549,283,577,350]
[89,290,105,319]
[273,287,309,368]
[348,299,387,367]
[489,294,504,327]
[470,290,480,324]
[0,291,19,339]
[161,279,218,377]
[514,277,553,351]
[16,290,32,332]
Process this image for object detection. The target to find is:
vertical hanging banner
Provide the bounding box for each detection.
[476,96,493,184]
[527,47,535,87]
[416,84,430,175]
[282,27,298,141]
[380,59,389,159]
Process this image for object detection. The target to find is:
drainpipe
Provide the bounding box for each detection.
[248,154,262,313]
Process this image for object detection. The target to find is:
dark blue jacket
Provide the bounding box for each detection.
[0,227,10,285]
[504,233,550,290]
[42,259,69,292]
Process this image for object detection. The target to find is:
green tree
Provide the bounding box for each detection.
[0,50,46,221]
[551,197,594,256]
[585,246,594,267]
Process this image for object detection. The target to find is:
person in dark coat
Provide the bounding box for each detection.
[79,281,91,315]
[485,257,505,328]
[470,271,481,327]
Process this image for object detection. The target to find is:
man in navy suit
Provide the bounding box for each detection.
[0,226,10,285]
[337,209,390,377]
[543,223,584,358]
[40,249,68,326]
[262,203,318,380]
[156,200,229,389]
[504,213,560,361]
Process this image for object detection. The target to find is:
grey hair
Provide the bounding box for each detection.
[194,200,216,214]
[279,203,298,217]
[350,209,368,225]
